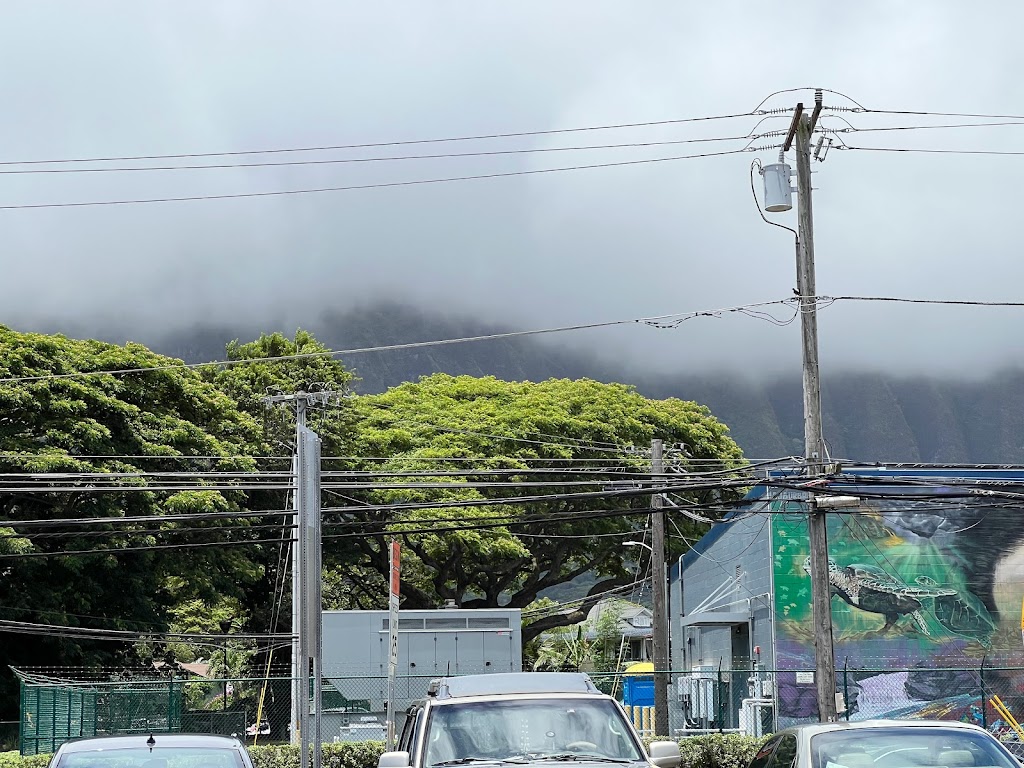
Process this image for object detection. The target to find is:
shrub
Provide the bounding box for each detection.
[0,752,50,768]
[677,734,769,768]
[249,742,385,768]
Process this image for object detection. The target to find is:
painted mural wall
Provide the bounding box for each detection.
[771,487,1024,727]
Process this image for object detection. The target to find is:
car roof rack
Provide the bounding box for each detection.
[427,672,600,699]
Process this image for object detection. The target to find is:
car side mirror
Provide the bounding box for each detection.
[378,752,411,768]
[647,741,681,768]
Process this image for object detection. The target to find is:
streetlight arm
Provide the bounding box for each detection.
[623,541,654,553]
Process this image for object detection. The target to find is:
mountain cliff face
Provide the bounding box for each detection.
[51,303,1024,464]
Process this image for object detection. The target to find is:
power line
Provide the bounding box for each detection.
[0,146,768,211]
[841,145,1024,157]
[0,452,796,466]
[0,297,794,384]
[0,536,295,559]
[825,120,1024,134]
[0,522,297,540]
[858,109,1024,120]
[3,483,1013,555]
[0,618,292,643]
[829,294,1024,307]
[0,508,292,529]
[0,487,753,535]
[0,490,762,552]
[0,134,766,175]
[0,111,762,167]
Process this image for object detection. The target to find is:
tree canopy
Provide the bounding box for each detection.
[0,327,744,716]
[336,374,744,641]
[0,327,274,714]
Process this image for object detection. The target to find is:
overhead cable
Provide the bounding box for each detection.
[0,146,775,211]
[0,134,766,175]
[0,111,762,167]
[840,145,1024,157]
[0,297,795,384]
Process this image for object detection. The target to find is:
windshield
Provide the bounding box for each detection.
[58,748,245,768]
[811,727,1018,768]
[424,698,644,765]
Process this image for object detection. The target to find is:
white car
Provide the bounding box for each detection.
[48,733,254,768]
[746,719,1021,768]
[379,672,680,768]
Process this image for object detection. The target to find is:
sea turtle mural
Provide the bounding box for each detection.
[803,556,957,635]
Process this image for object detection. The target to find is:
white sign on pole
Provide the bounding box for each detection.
[386,540,401,750]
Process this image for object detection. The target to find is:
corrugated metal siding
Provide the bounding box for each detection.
[673,513,774,671]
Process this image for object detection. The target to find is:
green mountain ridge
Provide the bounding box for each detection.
[31,303,1024,465]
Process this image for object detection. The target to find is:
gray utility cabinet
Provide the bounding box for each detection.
[322,608,523,715]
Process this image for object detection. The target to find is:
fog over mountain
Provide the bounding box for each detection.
[3,2,1024,378]
[24,302,1024,466]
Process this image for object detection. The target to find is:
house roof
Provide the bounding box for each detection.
[583,600,653,639]
[152,660,211,677]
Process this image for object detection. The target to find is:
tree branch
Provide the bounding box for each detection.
[521,576,630,644]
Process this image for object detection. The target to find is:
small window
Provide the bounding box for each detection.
[398,706,422,752]
[467,617,509,628]
[767,735,797,768]
[748,736,782,768]
[426,618,466,629]
[382,618,426,630]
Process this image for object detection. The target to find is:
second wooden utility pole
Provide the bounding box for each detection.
[651,439,670,736]
[787,93,837,722]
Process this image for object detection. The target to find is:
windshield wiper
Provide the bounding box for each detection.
[431,760,507,766]
[531,755,633,763]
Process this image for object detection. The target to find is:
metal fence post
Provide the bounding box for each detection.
[19,680,25,756]
[717,662,725,733]
[980,657,987,730]
[843,661,850,722]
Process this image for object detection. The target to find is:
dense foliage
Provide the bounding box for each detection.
[0,326,270,711]
[0,327,743,716]
[341,374,743,640]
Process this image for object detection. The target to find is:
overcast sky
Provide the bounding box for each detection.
[2,1,1024,376]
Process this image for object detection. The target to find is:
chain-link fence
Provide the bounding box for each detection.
[666,665,1024,741]
[15,673,455,755]
[17,667,1024,755]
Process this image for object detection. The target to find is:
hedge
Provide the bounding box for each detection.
[0,733,768,768]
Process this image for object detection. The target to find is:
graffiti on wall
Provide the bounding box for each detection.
[770,485,1024,722]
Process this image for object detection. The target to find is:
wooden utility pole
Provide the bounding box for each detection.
[788,92,837,722]
[651,439,670,736]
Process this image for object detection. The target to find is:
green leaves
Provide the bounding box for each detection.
[338,374,743,633]
[0,326,283,703]
[0,325,744,700]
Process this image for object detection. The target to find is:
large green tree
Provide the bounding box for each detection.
[0,327,274,715]
[204,331,358,636]
[335,374,744,641]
